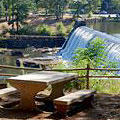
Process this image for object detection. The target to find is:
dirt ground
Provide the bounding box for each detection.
[0,93,120,120]
[0,15,74,35]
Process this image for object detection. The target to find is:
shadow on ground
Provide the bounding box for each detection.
[0,93,120,120]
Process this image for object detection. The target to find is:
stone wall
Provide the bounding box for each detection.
[0,35,66,48]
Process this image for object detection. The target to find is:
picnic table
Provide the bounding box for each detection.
[6,71,78,111]
[17,56,62,70]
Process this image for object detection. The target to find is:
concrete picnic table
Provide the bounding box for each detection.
[17,56,62,70]
[6,71,78,111]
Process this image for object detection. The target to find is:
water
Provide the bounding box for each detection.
[0,48,43,75]
[57,22,120,60]
[1,22,120,72]
[58,25,120,68]
[87,22,120,37]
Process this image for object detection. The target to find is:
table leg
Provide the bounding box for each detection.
[48,78,77,100]
[9,81,46,111]
[46,81,67,100]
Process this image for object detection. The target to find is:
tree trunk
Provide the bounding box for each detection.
[16,9,19,34]
[12,2,15,29]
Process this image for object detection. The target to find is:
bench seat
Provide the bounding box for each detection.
[54,90,96,113]
[0,87,19,108]
[0,87,17,97]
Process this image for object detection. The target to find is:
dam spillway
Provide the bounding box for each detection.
[57,26,120,64]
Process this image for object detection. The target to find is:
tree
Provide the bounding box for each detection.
[111,0,120,13]
[37,0,69,19]
[53,0,69,19]
[0,0,5,19]
[70,0,102,17]
[86,0,102,13]
[2,0,35,34]
[14,0,33,33]
[101,0,120,13]
[72,38,118,68]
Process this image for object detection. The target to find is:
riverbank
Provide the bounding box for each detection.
[0,14,120,36]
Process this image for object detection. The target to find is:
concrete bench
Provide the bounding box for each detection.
[0,87,19,108]
[0,87,18,97]
[54,90,96,113]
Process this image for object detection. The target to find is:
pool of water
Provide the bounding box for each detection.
[87,22,120,39]
[87,22,120,34]
[0,48,44,75]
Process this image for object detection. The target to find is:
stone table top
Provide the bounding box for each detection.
[7,71,78,85]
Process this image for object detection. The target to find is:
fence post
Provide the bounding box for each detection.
[86,64,90,89]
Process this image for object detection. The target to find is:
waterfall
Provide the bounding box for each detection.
[57,26,120,64]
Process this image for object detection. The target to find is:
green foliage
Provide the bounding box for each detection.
[90,78,120,94]
[71,37,119,93]
[101,0,120,13]
[53,37,120,94]
[1,0,36,34]
[73,37,118,68]
[56,22,66,36]
[70,0,102,16]
[17,25,36,35]
[111,0,120,13]
[88,11,93,18]
[0,0,120,22]
[36,24,52,36]
[7,28,16,35]
[53,62,66,69]
[38,0,69,19]
[0,0,5,17]
[66,21,75,34]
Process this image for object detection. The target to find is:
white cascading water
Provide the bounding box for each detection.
[57,26,120,64]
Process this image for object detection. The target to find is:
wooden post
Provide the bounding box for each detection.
[86,64,90,89]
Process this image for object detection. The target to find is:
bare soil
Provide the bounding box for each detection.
[0,15,74,35]
[0,93,120,120]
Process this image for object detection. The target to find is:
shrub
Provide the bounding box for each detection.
[73,38,107,68]
[17,25,36,35]
[88,11,93,18]
[66,21,75,35]
[7,28,16,35]
[36,24,52,36]
[72,37,119,93]
[7,25,36,35]
[56,22,66,36]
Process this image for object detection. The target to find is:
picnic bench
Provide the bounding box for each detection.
[54,90,96,114]
[6,71,78,110]
[0,87,17,97]
[0,87,19,108]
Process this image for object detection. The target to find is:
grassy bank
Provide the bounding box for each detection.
[90,78,120,94]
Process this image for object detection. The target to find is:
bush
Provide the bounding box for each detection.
[88,11,93,18]
[7,28,16,35]
[56,22,66,36]
[36,24,52,36]
[17,25,36,35]
[66,21,75,35]
[7,25,36,35]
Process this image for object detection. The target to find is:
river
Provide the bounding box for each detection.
[1,22,120,75]
[87,22,120,38]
